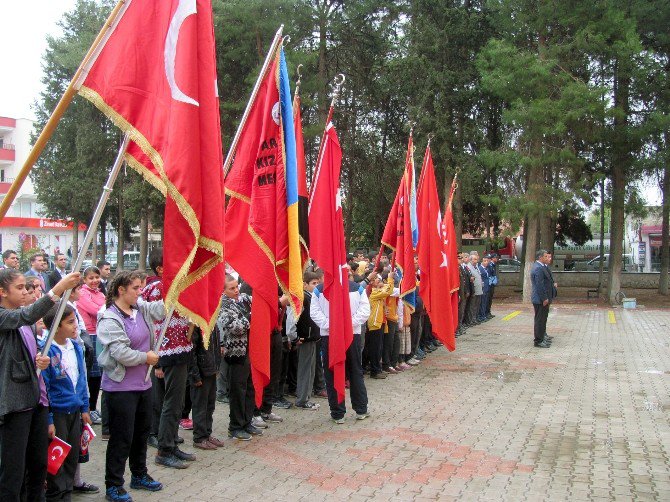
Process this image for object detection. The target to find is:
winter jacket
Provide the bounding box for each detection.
[467,263,483,296]
[76,284,105,334]
[367,276,394,331]
[217,294,251,361]
[142,280,192,367]
[0,295,56,419]
[458,264,469,301]
[42,340,89,424]
[96,299,165,383]
[189,326,221,385]
[310,281,370,336]
[296,290,320,343]
[478,264,490,295]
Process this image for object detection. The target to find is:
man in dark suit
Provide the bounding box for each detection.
[531,249,558,348]
[96,260,112,296]
[24,253,49,294]
[47,252,68,292]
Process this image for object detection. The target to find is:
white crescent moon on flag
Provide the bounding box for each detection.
[52,446,64,457]
[436,210,442,239]
[164,0,199,106]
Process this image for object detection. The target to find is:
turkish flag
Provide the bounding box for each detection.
[417,146,456,351]
[47,436,72,475]
[308,122,353,403]
[381,135,417,311]
[225,47,302,405]
[78,0,225,338]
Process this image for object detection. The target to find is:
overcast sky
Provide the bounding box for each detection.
[0,1,662,206]
[0,1,77,120]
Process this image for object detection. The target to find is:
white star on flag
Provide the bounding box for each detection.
[335,189,342,211]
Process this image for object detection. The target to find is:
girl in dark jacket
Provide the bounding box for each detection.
[0,268,80,501]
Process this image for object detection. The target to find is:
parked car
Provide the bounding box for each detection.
[583,254,633,271]
[497,258,522,272]
[100,251,143,271]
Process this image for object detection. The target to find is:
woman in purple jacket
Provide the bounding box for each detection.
[96,271,164,502]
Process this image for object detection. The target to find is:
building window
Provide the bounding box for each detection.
[0,169,4,182]
[20,201,31,217]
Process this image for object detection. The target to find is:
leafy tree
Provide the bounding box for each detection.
[477,0,605,301]
[30,0,117,261]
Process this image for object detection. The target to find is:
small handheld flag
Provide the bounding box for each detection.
[47,436,72,475]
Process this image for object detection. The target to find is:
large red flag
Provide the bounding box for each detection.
[417,146,456,351]
[381,134,417,311]
[78,0,225,336]
[225,46,302,405]
[308,122,352,403]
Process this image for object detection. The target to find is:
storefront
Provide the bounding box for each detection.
[640,225,663,272]
[0,216,86,257]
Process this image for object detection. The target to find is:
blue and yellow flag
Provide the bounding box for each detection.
[278,48,303,315]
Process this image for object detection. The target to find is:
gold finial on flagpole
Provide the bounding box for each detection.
[330,74,346,108]
[295,64,303,87]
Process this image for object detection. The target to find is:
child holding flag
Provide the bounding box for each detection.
[366,271,394,379]
[42,304,91,501]
[0,268,80,501]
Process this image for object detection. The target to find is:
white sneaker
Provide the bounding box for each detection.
[251,416,268,429]
[356,412,370,421]
[407,358,420,366]
[261,412,283,423]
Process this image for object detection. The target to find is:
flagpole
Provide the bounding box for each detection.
[0,0,131,221]
[377,125,415,267]
[38,132,131,373]
[145,304,175,381]
[309,74,346,204]
[223,25,284,177]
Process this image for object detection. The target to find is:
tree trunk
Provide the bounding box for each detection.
[660,141,669,294]
[539,166,553,251]
[91,228,98,264]
[454,183,463,250]
[139,210,148,272]
[539,212,553,251]
[255,29,264,63]
[597,178,606,296]
[607,58,630,305]
[518,217,528,290]
[117,175,125,271]
[100,216,107,258]
[71,220,79,263]
[522,164,544,303]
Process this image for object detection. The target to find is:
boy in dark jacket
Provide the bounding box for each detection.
[295,271,322,410]
[189,326,224,450]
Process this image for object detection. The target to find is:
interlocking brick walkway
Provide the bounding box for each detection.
[85,303,670,501]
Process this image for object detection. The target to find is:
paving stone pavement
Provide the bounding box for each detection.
[83,303,670,501]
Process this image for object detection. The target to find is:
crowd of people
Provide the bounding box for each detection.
[0,245,502,502]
